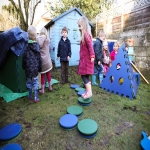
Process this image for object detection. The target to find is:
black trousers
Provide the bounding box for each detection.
[61,61,69,83]
[81,75,90,84]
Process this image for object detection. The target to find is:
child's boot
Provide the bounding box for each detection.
[48,81,52,91]
[34,89,40,103]
[28,88,32,101]
[39,84,45,94]
[92,75,98,85]
[82,82,92,99]
[99,73,103,87]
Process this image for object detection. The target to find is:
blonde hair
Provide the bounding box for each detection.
[114,41,120,48]
[28,25,36,40]
[98,30,106,38]
[40,27,48,38]
[78,16,92,43]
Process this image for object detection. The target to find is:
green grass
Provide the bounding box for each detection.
[0,66,150,150]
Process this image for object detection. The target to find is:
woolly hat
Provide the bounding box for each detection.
[28,25,37,40]
[103,41,108,46]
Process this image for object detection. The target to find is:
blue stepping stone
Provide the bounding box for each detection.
[0,123,22,141]
[77,91,86,96]
[59,114,78,129]
[0,143,22,150]
[70,84,80,89]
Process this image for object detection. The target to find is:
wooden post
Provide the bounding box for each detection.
[130,61,149,84]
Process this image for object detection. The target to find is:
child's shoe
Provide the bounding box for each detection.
[48,81,52,91]
[39,84,45,94]
[92,75,98,85]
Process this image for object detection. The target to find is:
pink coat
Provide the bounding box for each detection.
[110,50,117,61]
[77,32,95,75]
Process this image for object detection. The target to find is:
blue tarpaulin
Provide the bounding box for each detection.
[0,27,28,69]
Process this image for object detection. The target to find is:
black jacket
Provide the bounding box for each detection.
[57,37,71,61]
[22,41,42,78]
[93,38,103,65]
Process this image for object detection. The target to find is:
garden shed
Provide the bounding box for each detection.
[45,7,94,67]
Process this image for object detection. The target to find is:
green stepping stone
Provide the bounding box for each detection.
[75,87,85,92]
[78,119,98,135]
[67,105,83,116]
[78,97,91,104]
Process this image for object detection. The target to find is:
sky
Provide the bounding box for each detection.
[0,0,9,13]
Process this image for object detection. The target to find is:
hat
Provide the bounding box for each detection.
[103,41,108,46]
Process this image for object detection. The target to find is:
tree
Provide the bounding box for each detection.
[8,0,41,31]
[51,0,111,20]
[0,5,20,31]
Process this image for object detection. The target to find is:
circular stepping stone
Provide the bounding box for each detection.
[77,91,86,96]
[78,101,91,106]
[70,84,80,89]
[79,130,98,138]
[75,87,85,92]
[59,114,78,129]
[78,119,98,138]
[0,123,22,141]
[1,143,22,150]
[78,97,91,104]
[67,105,83,117]
[78,119,98,136]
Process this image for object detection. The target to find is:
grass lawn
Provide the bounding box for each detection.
[0,66,150,150]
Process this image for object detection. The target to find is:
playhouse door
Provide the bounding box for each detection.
[67,18,80,66]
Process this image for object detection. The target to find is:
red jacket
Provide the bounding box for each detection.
[77,32,95,75]
[110,50,117,61]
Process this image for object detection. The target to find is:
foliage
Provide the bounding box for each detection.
[7,0,41,31]
[0,5,20,31]
[51,0,112,20]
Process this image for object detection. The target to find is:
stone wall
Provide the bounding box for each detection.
[134,46,150,73]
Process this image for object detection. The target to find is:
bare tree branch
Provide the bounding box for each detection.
[30,0,41,25]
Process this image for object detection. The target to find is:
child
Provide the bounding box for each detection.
[110,41,120,70]
[22,25,42,103]
[92,30,106,86]
[77,16,95,99]
[57,26,71,84]
[102,41,110,76]
[37,27,53,93]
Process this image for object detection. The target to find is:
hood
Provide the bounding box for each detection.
[37,35,47,48]
[61,36,69,41]
[28,41,40,53]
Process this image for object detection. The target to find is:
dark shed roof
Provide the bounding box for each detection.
[45,7,94,28]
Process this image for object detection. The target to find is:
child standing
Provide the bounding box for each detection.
[110,41,120,61]
[77,16,95,99]
[37,27,53,94]
[92,30,106,86]
[22,25,42,103]
[102,41,110,76]
[57,27,71,84]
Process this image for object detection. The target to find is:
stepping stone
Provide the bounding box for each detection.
[0,143,22,150]
[77,91,86,96]
[59,114,78,129]
[67,105,83,117]
[70,84,80,89]
[0,123,22,141]
[78,97,91,106]
[75,87,85,92]
[78,119,98,138]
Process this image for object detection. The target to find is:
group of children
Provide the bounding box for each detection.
[22,26,72,103]
[22,16,128,103]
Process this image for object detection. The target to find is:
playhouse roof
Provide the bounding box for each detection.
[45,7,94,28]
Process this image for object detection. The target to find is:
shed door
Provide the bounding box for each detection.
[67,18,80,66]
